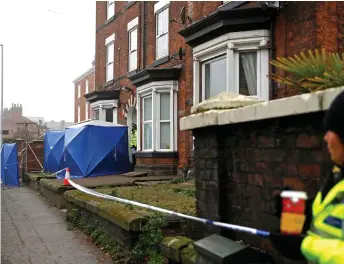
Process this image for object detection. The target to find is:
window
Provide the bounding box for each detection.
[143,96,152,150]
[106,42,114,81]
[105,108,113,123]
[91,99,118,123]
[193,30,270,104]
[77,85,81,98]
[136,80,177,152]
[94,110,100,120]
[77,105,80,122]
[107,1,115,20]
[158,93,170,150]
[128,28,138,71]
[203,56,227,100]
[85,102,89,120]
[238,52,257,96]
[85,80,89,94]
[155,7,169,59]
[2,130,9,135]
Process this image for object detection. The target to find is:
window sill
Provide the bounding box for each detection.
[135,151,178,158]
[153,55,170,68]
[104,15,116,26]
[126,1,137,9]
[180,86,344,131]
[102,79,114,89]
[126,69,139,78]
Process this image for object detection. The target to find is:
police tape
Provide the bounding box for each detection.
[68,178,271,237]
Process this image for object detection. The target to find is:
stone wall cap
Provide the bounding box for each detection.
[181,86,344,131]
[191,92,263,114]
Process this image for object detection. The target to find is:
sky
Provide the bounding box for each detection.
[0,0,96,122]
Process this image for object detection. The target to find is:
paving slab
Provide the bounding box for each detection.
[1,187,113,264]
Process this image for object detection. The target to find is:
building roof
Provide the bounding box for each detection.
[73,66,95,84]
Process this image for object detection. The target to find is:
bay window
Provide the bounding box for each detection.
[107,1,115,20]
[143,96,153,150]
[105,33,115,82]
[193,30,270,104]
[136,80,177,152]
[158,93,170,150]
[155,1,169,59]
[90,99,118,124]
[128,17,138,72]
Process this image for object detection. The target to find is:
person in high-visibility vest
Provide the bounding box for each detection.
[272,91,344,263]
[130,124,137,170]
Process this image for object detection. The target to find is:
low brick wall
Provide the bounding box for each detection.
[192,111,331,263]
[64,190,195,249]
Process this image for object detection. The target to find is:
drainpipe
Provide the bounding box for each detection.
[142,1,147,69]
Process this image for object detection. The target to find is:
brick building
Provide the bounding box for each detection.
[2,104,41,142]
[73,62,95,123]
[88,1,344,175]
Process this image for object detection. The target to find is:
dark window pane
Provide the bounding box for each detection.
[106,109,113,123]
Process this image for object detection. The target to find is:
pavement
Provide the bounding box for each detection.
[1,187,113,264]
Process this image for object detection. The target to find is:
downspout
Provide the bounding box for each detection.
[142,1,147,69]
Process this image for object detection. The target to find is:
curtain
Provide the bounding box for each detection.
[240,52,257,96]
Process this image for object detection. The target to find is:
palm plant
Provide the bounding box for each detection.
[269,49,344,92]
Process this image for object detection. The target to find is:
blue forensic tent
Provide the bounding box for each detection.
[1,143,20,187]
[44,131,65,173]
[58,121,131,178]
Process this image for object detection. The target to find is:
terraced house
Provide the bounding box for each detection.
[82,1,344,176]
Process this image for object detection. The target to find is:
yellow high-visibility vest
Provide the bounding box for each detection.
[301,166,344,264]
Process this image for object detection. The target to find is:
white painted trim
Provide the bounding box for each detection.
[90,99,118,124]
[154,0,170,13]
[193,59,200,105]
[127,17,139,31]
[137,95,141,151]
[73,67,94,83]
[193,30,270,54]
[105,33,115,46]
[180,87,344,131]
[137,80,178,151]
[193,29,270,103]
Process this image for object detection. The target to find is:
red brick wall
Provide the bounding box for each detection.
[96,1,217,172]
[193,111,332,263]
[273,1,344,99]
[74,69,95,123]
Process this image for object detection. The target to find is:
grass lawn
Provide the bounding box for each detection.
[97,182,196,216]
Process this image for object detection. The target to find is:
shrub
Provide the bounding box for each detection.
[269,49,344,92]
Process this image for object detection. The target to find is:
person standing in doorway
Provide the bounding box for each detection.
[130,124,137,170]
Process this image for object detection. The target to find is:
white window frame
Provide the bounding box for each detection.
[156,93,171,150]
[105,33,115,82]
[154,1,170,60]
[85,102,89,120]
[90,99,118,124]
[193,30,270,105]
[107,1,115,20]
[77,105,80,122]
[201,55,227,101]
[136,80,178,152]
[77,85,81,98]
[127,17,139,72]
[142,96,153,151]
[85,80,89,94]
